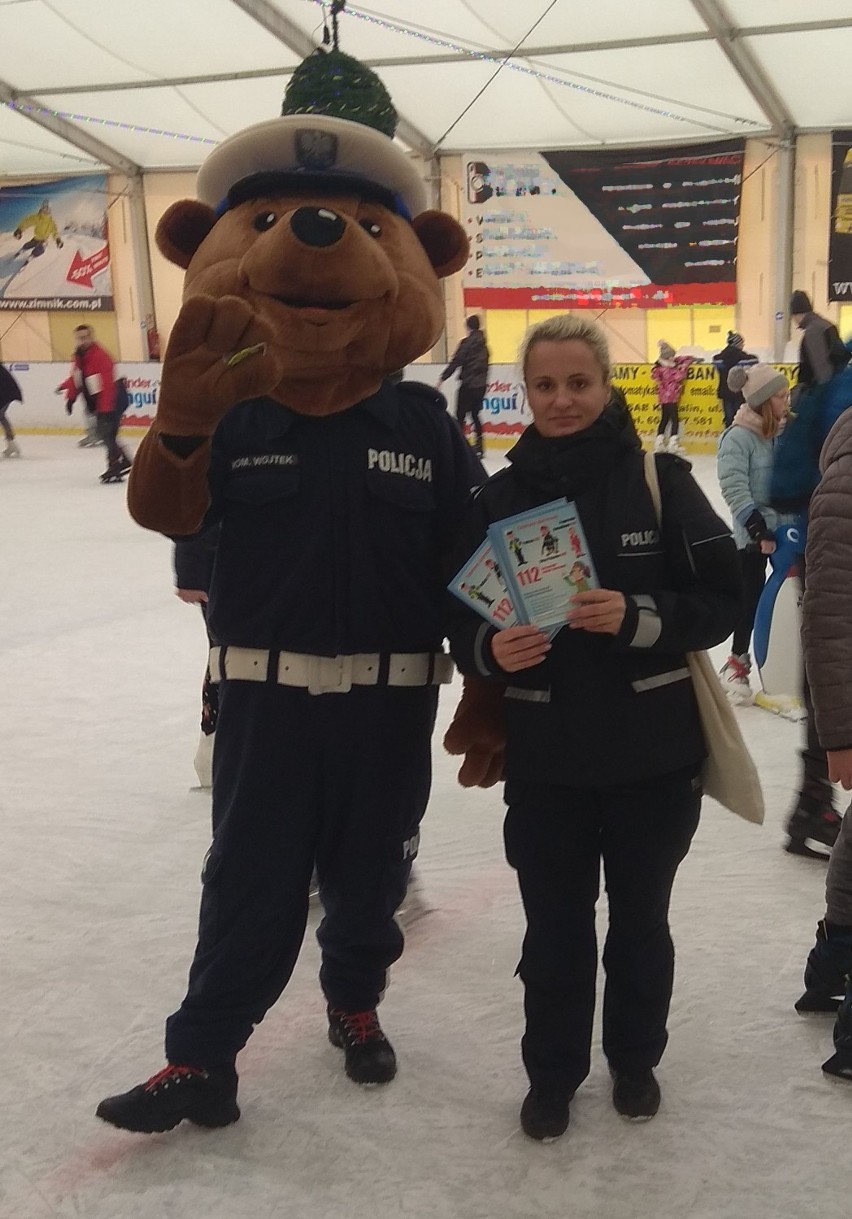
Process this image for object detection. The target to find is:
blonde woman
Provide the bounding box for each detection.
[447,314,739,1140]
[716,365,795,703]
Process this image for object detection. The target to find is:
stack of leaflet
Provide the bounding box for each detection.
[448,498,597,637]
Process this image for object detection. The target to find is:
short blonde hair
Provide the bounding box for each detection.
[519,314,611,380]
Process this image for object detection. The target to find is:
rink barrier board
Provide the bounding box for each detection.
[7,360,797,456]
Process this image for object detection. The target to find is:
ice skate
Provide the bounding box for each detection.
[785,799,842,858]
[100,454,132,484]
[327,1006,397,1084]
[795,921,852,1015]
[718,654,753,706]
[3,439,21,457]
[653,433,666,453]
[666,433,686,456]
[96,1063,240,1133]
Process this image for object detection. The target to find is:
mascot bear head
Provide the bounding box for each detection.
[154,50,469,415]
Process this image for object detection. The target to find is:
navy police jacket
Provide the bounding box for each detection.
[447,405,741,788]
[197,380,484,655]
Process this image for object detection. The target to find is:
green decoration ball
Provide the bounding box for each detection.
[281,49,398,138]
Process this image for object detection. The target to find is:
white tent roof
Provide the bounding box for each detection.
[1,0,850,177]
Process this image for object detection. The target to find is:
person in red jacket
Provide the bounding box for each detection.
[65,325,131,481]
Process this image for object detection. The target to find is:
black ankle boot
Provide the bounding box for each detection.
[796,920,852,1014]
[610,1068,661,1120]
[96,1063,239,1133]
[519,1087,572,1141]
[823,980,852,1081]
[327,1007,397,1084]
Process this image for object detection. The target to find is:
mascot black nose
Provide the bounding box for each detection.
[290,207,346,248]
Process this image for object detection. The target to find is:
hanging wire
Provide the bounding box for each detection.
[433,1,561,150]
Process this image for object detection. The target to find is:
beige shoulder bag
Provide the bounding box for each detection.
[643,450,764,825]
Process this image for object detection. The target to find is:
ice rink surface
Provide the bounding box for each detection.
[1,436,850,1219]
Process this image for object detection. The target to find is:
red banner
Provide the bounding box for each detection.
[464,283,737,310]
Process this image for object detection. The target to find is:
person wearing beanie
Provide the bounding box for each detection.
[651,340,694,454]
[789,290,850,388]
[439,315,490,457]
[712,330,757,428]
[716,364,795,703]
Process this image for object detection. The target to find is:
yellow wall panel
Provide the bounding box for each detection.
[49,313,120,363]
[645,308,691,360]
[483,309,527,363]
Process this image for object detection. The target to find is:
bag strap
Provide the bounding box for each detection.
[643,449,663,526]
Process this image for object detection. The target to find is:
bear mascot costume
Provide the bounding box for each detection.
[96,43,504,1134]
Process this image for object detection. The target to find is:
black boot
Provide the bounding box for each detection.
[610,1067,661,1120]
[96,1063,239,1133]
[786,798,842,858]
[327,1007,397,1084]
[822,979,852,1081]
[519,1087,572,1141]
[796,920,852,1014]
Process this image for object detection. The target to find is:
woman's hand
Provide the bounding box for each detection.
[176,588,208,605]
[491,625,551,672]
[828,748,852,790]
[568,589,627,635]
[759,539,776,555]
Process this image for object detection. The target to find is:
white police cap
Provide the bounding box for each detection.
[196,114,427,219]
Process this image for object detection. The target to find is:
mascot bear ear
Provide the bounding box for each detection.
[411,211,470,279]
[156,200,218,270]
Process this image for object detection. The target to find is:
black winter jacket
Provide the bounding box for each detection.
[0,363,21,408]
[446,406,741,788]
[712,343,757,412]
[442,331,490,388]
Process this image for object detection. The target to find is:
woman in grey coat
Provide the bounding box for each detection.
[716,364,794,702]
[798,407,852,1080]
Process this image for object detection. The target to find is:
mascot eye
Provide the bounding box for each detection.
[360,220,382,238]
[253,212,278,232]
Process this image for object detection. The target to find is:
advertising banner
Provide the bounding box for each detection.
[0,174,114,310]
[8,360,794,454]
[463,141,744,311]
[829,130,852,303]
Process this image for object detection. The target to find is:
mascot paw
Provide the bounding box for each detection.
[157,295,285,433]
[443,677,506,789]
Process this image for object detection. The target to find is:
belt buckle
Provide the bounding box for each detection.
[307,654,353,696]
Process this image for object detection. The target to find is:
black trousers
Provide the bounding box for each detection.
[95,407,128,465]
[455,383,485,449]
[796,552,833,806]
[657,402,680,436]
[731,547,767,657]
[503,765,701,1096]
[165,680,437,1066]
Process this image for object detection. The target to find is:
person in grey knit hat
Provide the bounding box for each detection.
[716,364,795,702]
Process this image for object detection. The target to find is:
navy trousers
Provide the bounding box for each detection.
[165,679,437,1066]
[503,764,701,1096]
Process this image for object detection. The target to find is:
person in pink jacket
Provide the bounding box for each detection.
[651,341,694,455]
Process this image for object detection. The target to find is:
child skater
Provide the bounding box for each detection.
[651,341,694,455]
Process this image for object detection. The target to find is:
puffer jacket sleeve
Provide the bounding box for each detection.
[802,414,852,749]
[717,427,756,523]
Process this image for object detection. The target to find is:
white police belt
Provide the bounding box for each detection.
[208,646,454,696]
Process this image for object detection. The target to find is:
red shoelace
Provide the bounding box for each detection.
[333,1010,382,1043]
[144,1064,204,1092]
